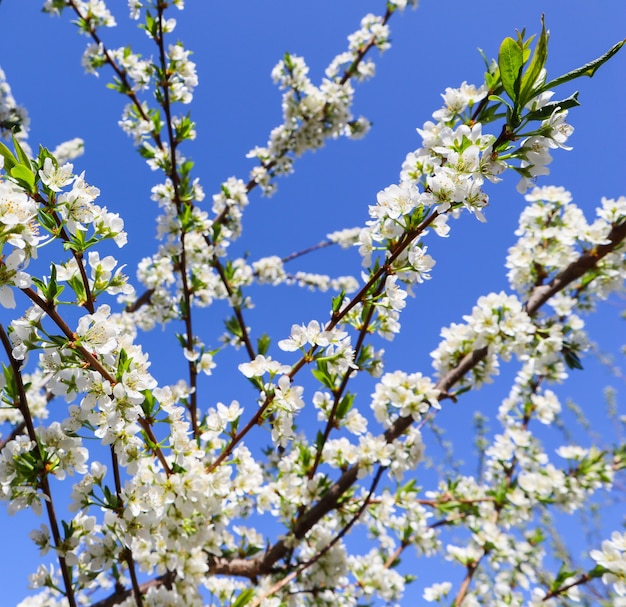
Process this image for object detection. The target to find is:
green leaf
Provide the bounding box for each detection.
[484,69,500,92]
[563,348,583,370]
[0,140,17,172]
[314,430,325,454]
[37,209,58,235]
[487,94,513,111]
[537,38,626,95]
[552,563,576,590]
[10,164,35,191]
[232,588,255,607]
[331,290,345,314]
[140,11,160,38]
[169,462,187,474]
[519,17,549,104]
[311,361,335,390]
[140,390,158,417]
[498,37,524,101]
[48,264,59,301]
[2,363,15,394]
[257,333,271,356]
[178,202,195,232]
[477,47,490,70]
[588,564,608,579]
[225,315,243,339]
[117,349,132,376]
[524,92,580,122]
[528,527,545,546]
[336,393,355,420]
[12,134,31,167]
[475,104,507,125]
[520,33,535,63]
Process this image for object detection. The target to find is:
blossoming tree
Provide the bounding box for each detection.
[0,1,624,606]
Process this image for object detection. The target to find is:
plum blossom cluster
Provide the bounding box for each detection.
[420,247,620,605]
[4,302,169,512]
[431,291,535,386]
[0,367,49,428]
[418,372,616,607]
[247,51,366,195]
[0,424,88,514]
[327,226,361,248]
[166,43,198,104]
[355,85,502,341]
[238,355,306,445]
[108,46,154,91]
[1,155,122,311]
[43,0,117,28]
[278,320,359,381]
[370,370,440,427]
[507,186,626,300]
[485,369,614,517]
[325,14,391,81]
[129,0,185,21]
[398,84,497,218]
[278,320,349,354]
[40,160,126,246]
[246,6,416,196]
[288,271,359,293]
[51,138,85,165]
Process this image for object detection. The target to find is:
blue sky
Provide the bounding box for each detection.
[0,1,624,604]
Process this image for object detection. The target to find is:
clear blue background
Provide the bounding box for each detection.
[0,1,624,604]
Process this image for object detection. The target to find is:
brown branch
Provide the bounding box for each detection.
[124,287,154,313]
[280,240,335,264]
[453,557,484,606]
[110,447,144,607]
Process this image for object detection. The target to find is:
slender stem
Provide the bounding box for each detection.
[280,240,335,264]
[66,0,164,150]
[153,4,200,437]
[541,574,591,601]
[203,235,256,361]
[111,448,144,607]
